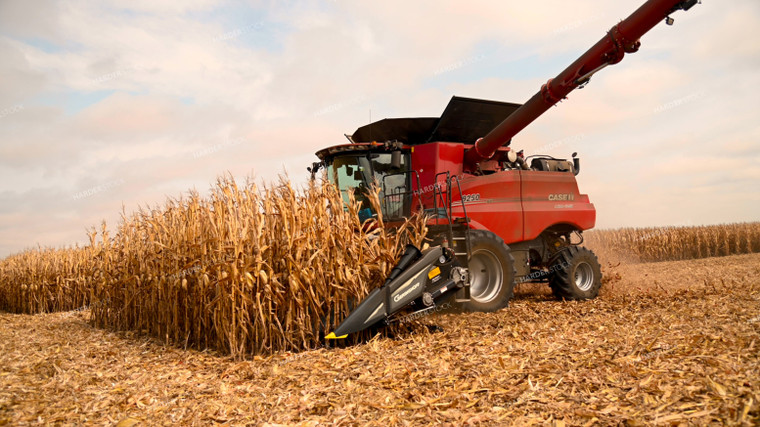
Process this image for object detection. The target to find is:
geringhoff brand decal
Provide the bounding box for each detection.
[393,282,421,303]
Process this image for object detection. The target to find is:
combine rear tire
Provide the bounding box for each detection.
[549,246,602,300]
[460,230,516,312]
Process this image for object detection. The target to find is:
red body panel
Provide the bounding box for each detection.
[411,143,464,188]
[410,142,464,211]
[410,142,596,244]
[518,171,595,241]
[451,172,524,244]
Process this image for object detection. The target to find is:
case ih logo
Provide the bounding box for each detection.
[548,193,575,201]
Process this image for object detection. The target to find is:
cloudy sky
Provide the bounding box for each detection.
[1,0,758,257]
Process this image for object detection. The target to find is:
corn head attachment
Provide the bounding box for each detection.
[326,244,470,339]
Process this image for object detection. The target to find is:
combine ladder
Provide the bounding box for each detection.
[432,173,472,302]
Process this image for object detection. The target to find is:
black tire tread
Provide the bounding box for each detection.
[549,245,602,300]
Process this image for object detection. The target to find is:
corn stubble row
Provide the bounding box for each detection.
[0,177,426,357]
[585,222,760,263]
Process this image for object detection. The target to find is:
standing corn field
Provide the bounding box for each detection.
[90,176,427,357]
[0,243,95,314]
[1,175,427,357]
[585,222,760,263]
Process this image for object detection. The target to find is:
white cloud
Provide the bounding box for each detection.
[0,0,758,257]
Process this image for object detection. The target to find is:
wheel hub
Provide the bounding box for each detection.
[574,261,595,292]
[468,249,503,303]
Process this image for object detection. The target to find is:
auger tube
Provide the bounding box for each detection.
[463,0,700,169]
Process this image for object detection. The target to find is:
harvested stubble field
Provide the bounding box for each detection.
[1,253,758,426]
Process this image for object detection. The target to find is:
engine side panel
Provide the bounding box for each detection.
[451,170,595,244]
[452,171,524,244]
[520,170,595,240]
[409,141,595,245]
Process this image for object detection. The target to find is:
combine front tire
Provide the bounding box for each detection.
[461,230,516,312]
[549,246,602,300]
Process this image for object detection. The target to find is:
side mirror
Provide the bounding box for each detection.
[391,150,402,169]
[307,162,323,180]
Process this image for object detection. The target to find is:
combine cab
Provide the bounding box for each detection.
[314,0,701,339]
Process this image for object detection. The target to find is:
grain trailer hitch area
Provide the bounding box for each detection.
[326,244,470,339]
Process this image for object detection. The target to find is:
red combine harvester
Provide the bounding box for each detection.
[317,0,700,339]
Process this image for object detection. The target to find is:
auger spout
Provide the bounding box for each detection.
[463,0,700,169]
